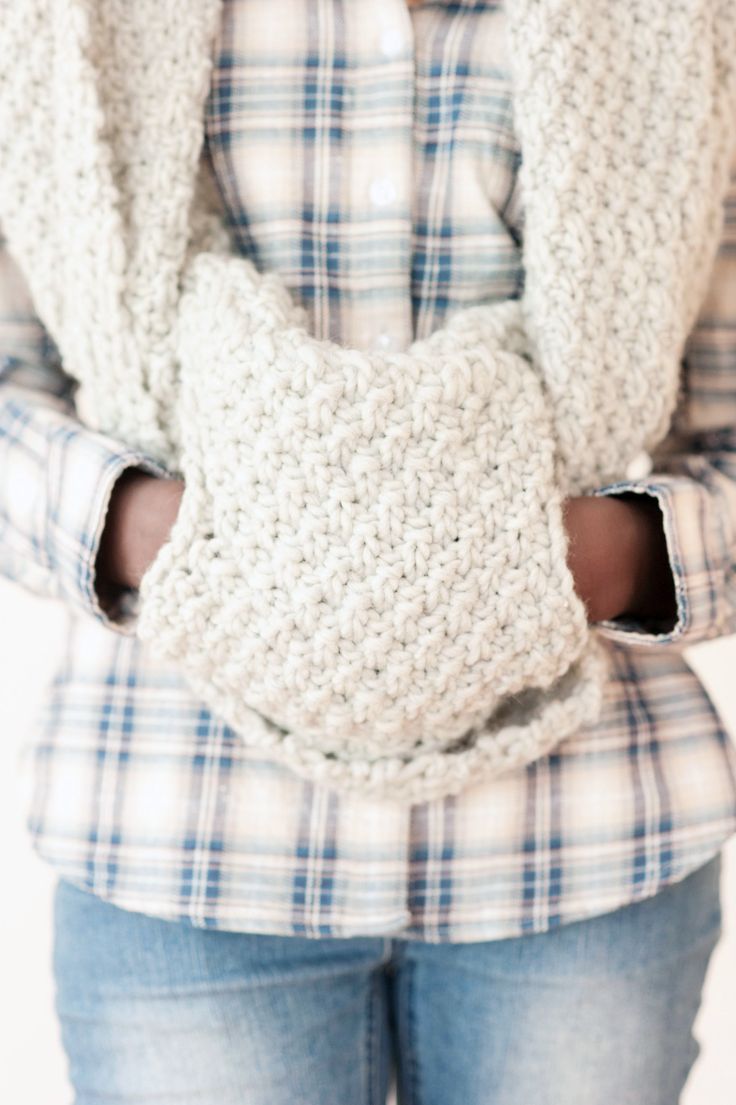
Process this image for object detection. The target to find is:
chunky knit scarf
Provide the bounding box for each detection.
[1,1,735,802]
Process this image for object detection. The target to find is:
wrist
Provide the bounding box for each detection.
[97,470,183,594]
[97,469,147,595]
[562,494,676,625]
[616,492,677,624]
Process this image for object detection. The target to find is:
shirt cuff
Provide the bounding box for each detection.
[45,423,167,633]
[590,476,730,649]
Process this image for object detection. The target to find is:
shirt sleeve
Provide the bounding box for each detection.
[0,233,166,632]
[592,149,736,650]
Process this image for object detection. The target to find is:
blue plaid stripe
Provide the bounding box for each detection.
[3,0,736,940]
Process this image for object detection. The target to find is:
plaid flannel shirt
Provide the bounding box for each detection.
[2,0,736,940]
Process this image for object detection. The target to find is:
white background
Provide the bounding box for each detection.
[1,579,735,1104]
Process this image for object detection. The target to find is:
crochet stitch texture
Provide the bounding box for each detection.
[0,0,735,801]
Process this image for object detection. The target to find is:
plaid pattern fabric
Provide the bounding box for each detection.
[2,0,736,940]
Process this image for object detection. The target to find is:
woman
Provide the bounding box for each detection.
[1,1,735,1101]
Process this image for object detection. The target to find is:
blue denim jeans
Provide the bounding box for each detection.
[53,854,722,1105]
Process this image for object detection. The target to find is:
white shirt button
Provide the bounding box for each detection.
[379,27,406,60]
[369,177,398,208]
[372,332,397,352]
[625,450,653,481]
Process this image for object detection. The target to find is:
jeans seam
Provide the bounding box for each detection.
[399,959,420,1105]
[366,970,377,1105]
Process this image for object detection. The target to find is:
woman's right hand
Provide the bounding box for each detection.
[96,471,184,600]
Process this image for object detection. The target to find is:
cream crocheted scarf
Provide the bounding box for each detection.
[1,1,735,802]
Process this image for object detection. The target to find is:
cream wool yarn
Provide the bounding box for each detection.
[0,0,735,801]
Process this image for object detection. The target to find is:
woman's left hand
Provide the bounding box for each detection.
[563,495,677,625]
